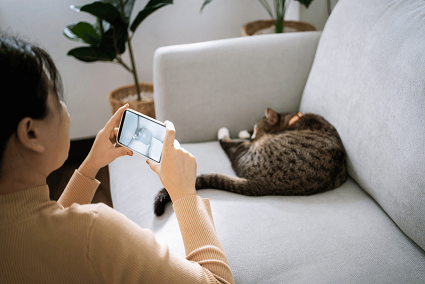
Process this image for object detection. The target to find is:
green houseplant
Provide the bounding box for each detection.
[201,0,315,35]
[64,0,173,116]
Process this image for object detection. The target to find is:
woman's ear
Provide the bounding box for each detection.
[16,118,45,153]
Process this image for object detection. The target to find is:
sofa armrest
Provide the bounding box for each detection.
[153,31,321,143]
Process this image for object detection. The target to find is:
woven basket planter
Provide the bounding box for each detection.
[242,20,317,36]
[108,82,155,119]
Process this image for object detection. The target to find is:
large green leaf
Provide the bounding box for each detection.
[67,46,114,62]
[294,0,314,8]
[200,0,214,12]
[63,22,101,45]
[78,2,126,27]
[130,0,173,32]
[99,25,128,57]
[95,18,108,38]
[100,0,136,24]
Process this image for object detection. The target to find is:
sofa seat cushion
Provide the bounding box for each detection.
[109,141,425,283]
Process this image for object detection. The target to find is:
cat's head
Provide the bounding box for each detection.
[252,108,300,140]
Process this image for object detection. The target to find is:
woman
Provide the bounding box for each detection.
[0,34,234,283]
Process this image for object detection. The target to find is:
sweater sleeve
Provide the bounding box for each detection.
[57,170,100,208]
[173,196,234,283]
[88,197,234,284]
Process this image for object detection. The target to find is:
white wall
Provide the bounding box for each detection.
[300,0,339,31]
[0,0,302,139]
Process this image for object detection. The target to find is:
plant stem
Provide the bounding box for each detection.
[258,0,274,19]
[127,38,141,101]
[118,0,141,101]
[275,0,288,33]
[259,0,287,33]
[116,56,133,72]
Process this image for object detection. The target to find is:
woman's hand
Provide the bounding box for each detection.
[147,121,197,202]
[79,104,133,180]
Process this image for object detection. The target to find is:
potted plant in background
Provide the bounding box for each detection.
[64,0,173,117]
[201,0,316,36]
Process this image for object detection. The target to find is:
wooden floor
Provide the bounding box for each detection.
[47,138,113,207]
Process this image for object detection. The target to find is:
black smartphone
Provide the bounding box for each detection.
[117,109,166,163]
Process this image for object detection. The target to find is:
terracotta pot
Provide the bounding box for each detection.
[108,82,155,119]
[242,20,317,36]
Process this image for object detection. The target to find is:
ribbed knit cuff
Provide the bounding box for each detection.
[57,170,100,208]
[173,195,221,255]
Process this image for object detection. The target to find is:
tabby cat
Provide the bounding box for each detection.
[154,108,347,216]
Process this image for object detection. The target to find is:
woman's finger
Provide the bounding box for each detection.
[105,104,129,132]
[163,121,176,149]
[107,146,133,162]
[146,159,160,173]
[109,128,119,143]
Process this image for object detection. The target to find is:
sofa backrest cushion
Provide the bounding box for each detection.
[300,0,425,250]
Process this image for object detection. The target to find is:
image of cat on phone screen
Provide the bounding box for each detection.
[118,110,165,162]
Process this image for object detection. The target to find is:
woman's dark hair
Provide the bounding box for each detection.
[0,33,63,167]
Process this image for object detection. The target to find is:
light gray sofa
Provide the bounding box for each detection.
[109,0,425,282]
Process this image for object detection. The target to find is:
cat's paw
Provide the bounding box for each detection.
[154,188,172,216]
[218,127,230,140]
[238,130,251,139]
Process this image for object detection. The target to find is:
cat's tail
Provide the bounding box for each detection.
[154,174,261,216]
[195,173,262,195]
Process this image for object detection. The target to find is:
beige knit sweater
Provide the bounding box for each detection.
[0,170,234,283]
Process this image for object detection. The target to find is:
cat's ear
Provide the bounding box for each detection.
[265,108,279,124]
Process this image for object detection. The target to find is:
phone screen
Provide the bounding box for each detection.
[117,109,166,163]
